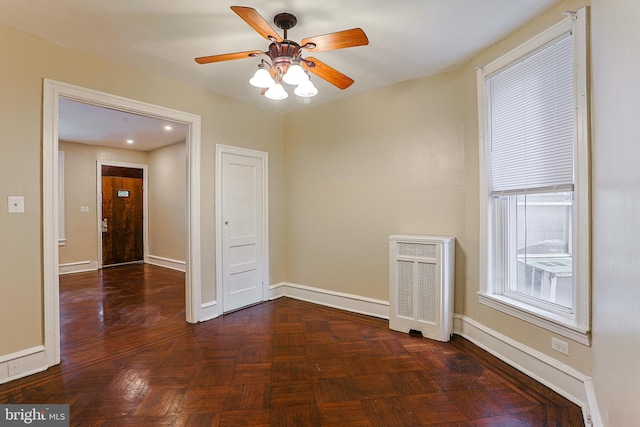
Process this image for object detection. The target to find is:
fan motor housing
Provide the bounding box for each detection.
[269,41,302,73]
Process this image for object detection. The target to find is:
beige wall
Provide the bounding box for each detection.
[58,141,149,265]
[591,0,640,424]
[0,24,285,355]
[284,72,466,302]
[148,142,186,262]
[283,0,593,375]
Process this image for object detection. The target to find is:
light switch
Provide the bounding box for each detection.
[8,196,24,214]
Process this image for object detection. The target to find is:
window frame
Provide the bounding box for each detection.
[477,8,590,345]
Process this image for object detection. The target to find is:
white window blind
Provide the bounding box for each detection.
[487,32,574,195]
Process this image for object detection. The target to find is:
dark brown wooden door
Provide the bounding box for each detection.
[101,166,144,267]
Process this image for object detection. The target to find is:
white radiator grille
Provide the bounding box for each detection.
[417,262,437,323]
[389,235,455,342]
[397,260,414,318]
[397,242,436,259]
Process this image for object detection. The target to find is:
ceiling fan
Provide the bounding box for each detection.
[195,6,369,100]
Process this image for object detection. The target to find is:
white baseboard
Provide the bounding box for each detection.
[0,346,48,385]
[60,257,186,275]
[584,378,604,427]
[58,260,99,275]
[199,300,219,322]
[453,314,600,427]
[198,282,388,323]
[146,255,186,272]
[269,282,389,320]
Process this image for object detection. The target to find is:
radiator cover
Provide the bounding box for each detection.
[389,235,455,342]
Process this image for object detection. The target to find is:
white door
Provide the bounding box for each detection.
[221,151,265,313]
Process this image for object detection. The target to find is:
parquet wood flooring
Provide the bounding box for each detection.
[0,264,585,426]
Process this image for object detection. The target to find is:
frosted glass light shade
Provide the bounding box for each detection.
[294,79,318,97]
[265,83,288,100]
[249,68,274,88]
[282,63,307,86]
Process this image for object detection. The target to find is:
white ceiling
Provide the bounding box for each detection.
[58,99,189,151]
[0,0,562,148]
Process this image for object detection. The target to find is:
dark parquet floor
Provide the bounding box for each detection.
[0,264,585,426]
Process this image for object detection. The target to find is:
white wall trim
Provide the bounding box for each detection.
[0,346,48,385]
[199,300,219,322]
[584,378,604,427]
[478,293,591,345]
[453,314,599,427]
[43,79,202,369]
[146,255,186,272]
[269,282,390,320]
[59,260,99,275]
[60,258,187,274]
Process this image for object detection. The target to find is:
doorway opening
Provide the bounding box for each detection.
[43,80,202,367]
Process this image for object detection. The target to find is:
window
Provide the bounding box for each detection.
[477,8,590,344]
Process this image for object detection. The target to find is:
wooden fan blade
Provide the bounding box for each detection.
[231,6,283,42]
[195,50,263,64]
[302,57,354,90]
[301,28,368,52]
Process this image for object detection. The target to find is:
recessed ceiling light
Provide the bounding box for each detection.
[164,125,173,131]
[126,139,134,144]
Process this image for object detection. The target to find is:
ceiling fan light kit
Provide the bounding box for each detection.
[249,61,275,88]
[294,78,318,98]
[265,83,288,100]
[281,62,307,86]
[195,6,369,101]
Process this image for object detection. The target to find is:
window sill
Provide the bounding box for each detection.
[477,292,591,346]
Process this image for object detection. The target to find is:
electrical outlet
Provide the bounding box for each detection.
[8,359,22,376]
[552,337,569,355]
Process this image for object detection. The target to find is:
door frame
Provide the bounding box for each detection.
[215,144,269,315]
[97,161,148,269]
[43,79,202,367]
